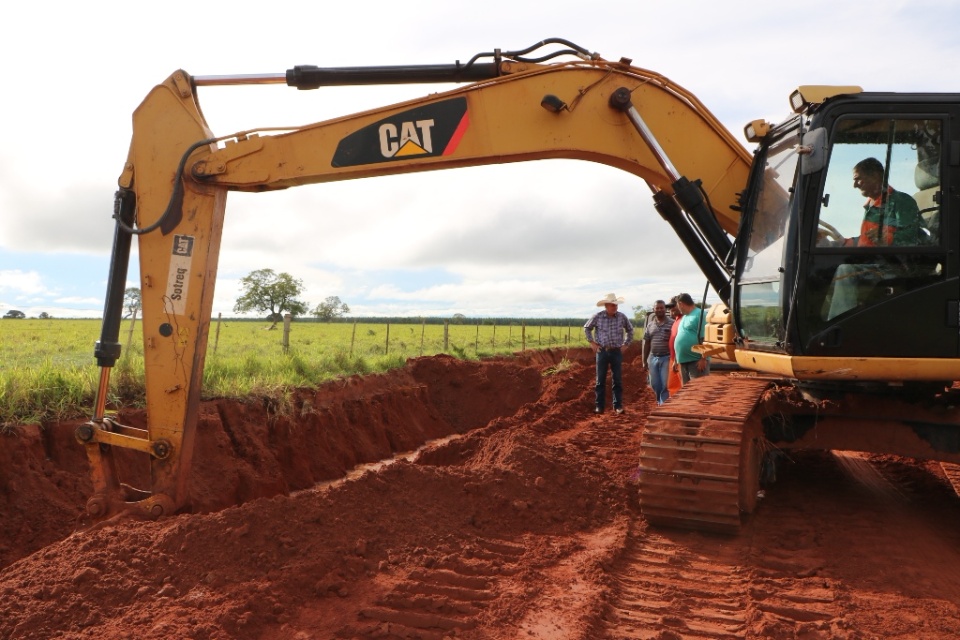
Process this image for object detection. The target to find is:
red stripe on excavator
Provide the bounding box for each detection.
[442,112,470,155]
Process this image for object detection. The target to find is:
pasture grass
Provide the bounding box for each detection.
[0,318,587,426]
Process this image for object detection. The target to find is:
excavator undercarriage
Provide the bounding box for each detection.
[638,375,960,533]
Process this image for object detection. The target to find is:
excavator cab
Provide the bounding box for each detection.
[640,94,960,533]
[733,95,958,361]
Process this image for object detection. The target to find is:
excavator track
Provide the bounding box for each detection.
[638,376,773,534]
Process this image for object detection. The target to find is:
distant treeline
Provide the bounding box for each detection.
[223,316,587,326]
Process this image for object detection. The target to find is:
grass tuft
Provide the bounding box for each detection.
[543,358,575,376]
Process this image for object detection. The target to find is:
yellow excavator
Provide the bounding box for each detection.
[78,38,960,532]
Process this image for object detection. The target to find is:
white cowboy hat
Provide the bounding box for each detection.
[596,293,625,307]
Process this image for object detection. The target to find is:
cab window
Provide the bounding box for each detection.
[817,118,940,248]
[807,116,945,324]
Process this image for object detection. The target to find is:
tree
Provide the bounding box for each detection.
[124,287,142,319]
[451,313,467,324]
[234,269,308,321]
[38,312,52,319]
[3,310,25,319]
[632,305,649,327]
[312,296,351,321]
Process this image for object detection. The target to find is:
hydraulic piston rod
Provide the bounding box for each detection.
[193,63,501,90]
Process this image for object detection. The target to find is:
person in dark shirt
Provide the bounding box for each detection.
[642,299,674,405]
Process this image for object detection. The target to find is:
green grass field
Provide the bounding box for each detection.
[0,318,589,427]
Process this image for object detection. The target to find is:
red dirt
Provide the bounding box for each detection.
[2,348,960,639]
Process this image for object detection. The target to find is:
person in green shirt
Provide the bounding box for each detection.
[846,157,922,247]
[673,292,710,384]
[824,158,926,319]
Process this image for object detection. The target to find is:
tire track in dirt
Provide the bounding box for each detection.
[742,451,943,637]
[593,451,944,639]
[741,484,844,637]
[347,535,525,639]
[510,524,629,640]
[742,449,960,638]
[595,525,749,639]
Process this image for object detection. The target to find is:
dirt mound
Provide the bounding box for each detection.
[3,348,960,639]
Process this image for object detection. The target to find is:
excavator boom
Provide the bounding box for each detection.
[79,41,751,518]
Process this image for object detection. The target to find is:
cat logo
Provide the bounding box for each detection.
[332,97,468,167]
[379,120,436,158]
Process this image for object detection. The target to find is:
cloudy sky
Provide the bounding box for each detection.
[2,0,958,320]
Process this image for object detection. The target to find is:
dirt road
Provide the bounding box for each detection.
[1,349,959,639]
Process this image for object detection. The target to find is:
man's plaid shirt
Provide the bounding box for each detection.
[583,310,634,348]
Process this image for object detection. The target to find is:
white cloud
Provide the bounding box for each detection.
[0,270,48,296]
[0,181,116,254]
[3,0,958,319]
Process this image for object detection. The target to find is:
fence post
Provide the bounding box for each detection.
[385,322,390,355]
[443,320,449,352]
[420,319,426,357]
[350,321,357,357]
[492,321,496,348]
[214,312,222,353]
[282,313,291,353]
[475,323,479,353]
[124,307,138,357]
[522,322,526,351]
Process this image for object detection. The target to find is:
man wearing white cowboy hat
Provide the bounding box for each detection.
[583,293,634,414]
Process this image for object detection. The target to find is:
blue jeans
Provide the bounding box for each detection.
[648,354,670,405]
[595,348,623,410]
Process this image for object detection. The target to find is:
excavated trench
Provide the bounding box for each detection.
[2,348,960,639]
[0,350,565,570]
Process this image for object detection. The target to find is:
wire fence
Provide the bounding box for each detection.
[250,314,589,359]
[0,317,593,371]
